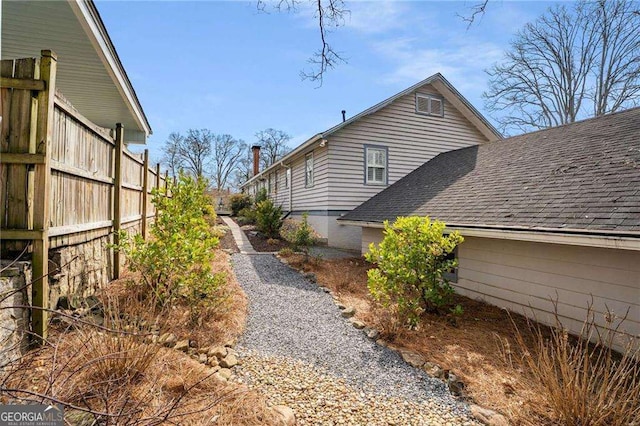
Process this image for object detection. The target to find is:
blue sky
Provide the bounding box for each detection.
[96,1,557,162]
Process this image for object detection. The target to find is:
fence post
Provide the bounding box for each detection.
[164,171,169,191]
[32,50,57,341]
[155,163,160,220]
[113,123,124,279]
[141,149,149,239]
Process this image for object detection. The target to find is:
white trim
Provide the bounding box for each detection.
[338,220,640,251]
[68,0,151,136]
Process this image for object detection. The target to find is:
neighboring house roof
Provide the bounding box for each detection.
[2,0,151,144]
[241,73,501,188]
[340,107,640,237]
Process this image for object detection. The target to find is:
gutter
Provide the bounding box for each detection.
[337,219,640,251]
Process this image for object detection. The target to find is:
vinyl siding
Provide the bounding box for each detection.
[255,145,329,213]
[360,226,640,349]
[289,145,329,211]
[327,85,489,210]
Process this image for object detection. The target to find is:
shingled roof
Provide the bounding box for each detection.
[339,107,640,236]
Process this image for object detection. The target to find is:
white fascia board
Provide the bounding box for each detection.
[339,220,640,251]
[68,0,151,136]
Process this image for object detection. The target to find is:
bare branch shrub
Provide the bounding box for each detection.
[511,301,640,425]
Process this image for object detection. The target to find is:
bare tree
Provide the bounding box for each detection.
[234,146,254,189]
[179,129,214,179]
[255,128,292,170]
[484,1,640,134]
[212,134,246,190]
[161,132,184,177]
[257,0,348,85]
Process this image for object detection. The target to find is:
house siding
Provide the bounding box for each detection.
[360,227,640,348]
[327,85,489,211]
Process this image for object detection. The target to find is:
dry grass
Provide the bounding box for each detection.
[513,305,640,425]
[281,253,585,425]
[1,246,281,425]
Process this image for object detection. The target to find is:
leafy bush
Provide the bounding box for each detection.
[229,193,252,216]
[114,172,225,316]
[365,216,463,327]
[237,207,257,225]
[282,213,316,261]
[254,199,283,238]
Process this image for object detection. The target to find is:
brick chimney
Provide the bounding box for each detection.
[251,145,261,176]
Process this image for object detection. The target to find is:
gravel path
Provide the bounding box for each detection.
[231,253,477,425]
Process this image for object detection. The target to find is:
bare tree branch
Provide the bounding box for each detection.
[458,0,489,28]
[211,135,246,190]
[255,128,292,170]
[257,0,348,85]
[484,0,640,134]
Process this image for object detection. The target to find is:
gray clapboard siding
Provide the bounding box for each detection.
[288,145,329,211]
[327,86,489,210]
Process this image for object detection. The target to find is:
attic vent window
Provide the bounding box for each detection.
[416,93,444,117]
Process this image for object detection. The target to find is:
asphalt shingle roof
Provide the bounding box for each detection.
[340,108,640,235]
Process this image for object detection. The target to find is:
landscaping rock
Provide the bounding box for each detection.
[219,353,239,368]
[209,346,228,359]
[159,333,177,347]
[446,372,465,396]
[199,353,208,364]
[273,405,296,426]
[423,362,445,379]
[364,328,380,340]
[341,307,356,318]
[198,346,209,354]
[65,410,95,426]
[470,405,509,426]
[207,357,219,367]
[400,351,426,369]
[336,303,346,310]
[350,319,365,329]
[320,287,331,293]
[216,368,233,380]
[174,339,190,352]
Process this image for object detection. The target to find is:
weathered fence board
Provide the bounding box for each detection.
[1,52,168,339]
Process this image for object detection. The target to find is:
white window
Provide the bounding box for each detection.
[365,146,387,185]
[416,93,444,117]
[285,168,290,188]
[274,170,278,193]
[305,152,314,187]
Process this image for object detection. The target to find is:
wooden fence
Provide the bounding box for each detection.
[0,51,167,339]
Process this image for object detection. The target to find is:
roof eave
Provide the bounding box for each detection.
[338,219,640,251]
[240,134,323,188]
[70,0,152,137]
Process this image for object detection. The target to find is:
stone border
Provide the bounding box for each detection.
[276,254,509,426]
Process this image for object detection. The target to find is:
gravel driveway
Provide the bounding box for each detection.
[231,253,477,425]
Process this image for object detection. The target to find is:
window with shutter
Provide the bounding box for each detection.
[364,146,387,185]
[415,93,444,117]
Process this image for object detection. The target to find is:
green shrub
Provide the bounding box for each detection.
[255,199,283,238]
[365,216,463,327]
[229,193,252,216]
[114,172,225,317]
[237,206,257,225]
[254,188,268,205]
[282,213,316,261]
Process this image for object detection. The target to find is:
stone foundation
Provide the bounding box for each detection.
[49,234,113,309]
[0,261,31,370]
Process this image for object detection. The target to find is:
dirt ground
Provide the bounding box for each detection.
[241,225,293,252]
[281,253,557,425]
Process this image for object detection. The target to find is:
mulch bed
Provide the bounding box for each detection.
[232,220,293,252]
